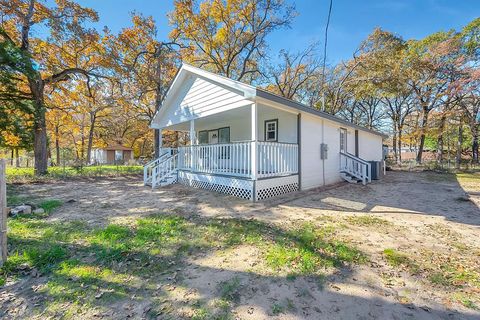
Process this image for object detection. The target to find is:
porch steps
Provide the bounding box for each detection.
[340,171,362,184]
[144,151,178,188]
[158,173,177,187]
[339,152,372,185]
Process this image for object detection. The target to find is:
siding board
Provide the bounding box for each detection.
[156,75,252,128]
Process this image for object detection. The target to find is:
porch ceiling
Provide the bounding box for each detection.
[162,105,250,132]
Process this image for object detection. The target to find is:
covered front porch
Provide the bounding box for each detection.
[160,102,299,178]
[148,102,300,200]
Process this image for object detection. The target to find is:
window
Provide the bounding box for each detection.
[340,128,347,153]
[198,131,208,144]
[199,127,230,144]
[264,119,278,142]
[218,127,230,143]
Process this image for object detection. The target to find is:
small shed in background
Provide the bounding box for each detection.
[90,145,134,164]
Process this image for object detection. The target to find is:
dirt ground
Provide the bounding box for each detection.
[2,170,480,319]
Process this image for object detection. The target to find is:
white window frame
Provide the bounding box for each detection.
[340,128,347,153]
[264,119,278,142]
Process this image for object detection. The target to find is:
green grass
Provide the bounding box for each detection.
[456,171,480,183]
[217,277,241,302]
[346,215,392,227]
[383,248,419,273]
[6,165,143,183]
[271,299,296,315]
[39,199,63,214]
[384,248,480,310]
[265,223,365,275]
[0,215,365,318]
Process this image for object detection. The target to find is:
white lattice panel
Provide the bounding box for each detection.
[255,175,299,201]
[178,171,254,200]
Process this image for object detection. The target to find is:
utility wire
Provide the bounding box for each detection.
[321,0,333,111]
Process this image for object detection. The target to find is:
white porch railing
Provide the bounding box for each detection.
[178,141,252,178]
[340,152,371,185]
[150,153,178,188]
[257,141,298,178]
[177,141,298,179]
[144,151,171,185]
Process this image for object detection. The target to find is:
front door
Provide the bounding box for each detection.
[208,130,219,144]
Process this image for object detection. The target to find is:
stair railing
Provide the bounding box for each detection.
[339,152,371,185]
[143,150,172,186]
[151,153,178,188]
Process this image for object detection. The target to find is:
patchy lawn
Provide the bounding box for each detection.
[6,165,143,183]
[1,170,479,319]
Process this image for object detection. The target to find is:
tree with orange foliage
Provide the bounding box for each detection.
[0,0,104,174]
[169,0,295,83]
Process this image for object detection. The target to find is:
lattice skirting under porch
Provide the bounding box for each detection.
[255,175,299,201]
[178,171,254,200]
[177,171,299,201]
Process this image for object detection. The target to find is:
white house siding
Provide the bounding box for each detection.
[257,104,298,143]
[357,130,383,161]
[299,113,382,190]
[192,104,298,144]
[193,113,251,142]
[156,75,253,129]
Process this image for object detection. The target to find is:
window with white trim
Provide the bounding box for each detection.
[340,128,347,153]
[265,119,278,142]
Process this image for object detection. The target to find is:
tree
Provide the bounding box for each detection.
[0,0,104,174]
[104,13,181,158]
[0,27,34,156]
[264,43,321,102]
[458,18,480,163]
[169,0,295,83]
[406,31,457,163]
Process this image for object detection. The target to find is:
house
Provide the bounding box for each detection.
[145,64,386,201]
[90,145,134,165]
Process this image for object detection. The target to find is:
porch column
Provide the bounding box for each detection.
[251,103,257,180]
[190,119,195,170]
[158,129,163,156]
[189,120,196,144]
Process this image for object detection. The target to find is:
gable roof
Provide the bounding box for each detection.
[152,63,387,138]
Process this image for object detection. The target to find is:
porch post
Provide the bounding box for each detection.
[190,119,195,170]
[189,120,196,144]
[158,129,163,156]
[251,103,257,181]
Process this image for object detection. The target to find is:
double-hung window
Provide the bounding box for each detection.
[265,119,278,142]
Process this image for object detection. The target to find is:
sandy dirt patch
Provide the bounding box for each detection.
[2,171,479,319]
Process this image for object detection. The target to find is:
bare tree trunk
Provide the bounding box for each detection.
[392,125,398,163]
[154,129,160,158]
[471,123,479,164]
[15,148,19,167]
[456,120,463,169]
[436,114,446,163]
[10,149,13,166]
[30,81,48,175]
[55,125,60,166]
[86,112,96,165]
[398,125,403,163]
[416,107,429,164]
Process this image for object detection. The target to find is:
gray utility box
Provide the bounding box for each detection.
[369,161,382,180]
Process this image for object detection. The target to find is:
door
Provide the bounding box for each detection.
[340,128,347,154]
[208,130,219,144]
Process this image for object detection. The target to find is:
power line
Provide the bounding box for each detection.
[321,0,333,111]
